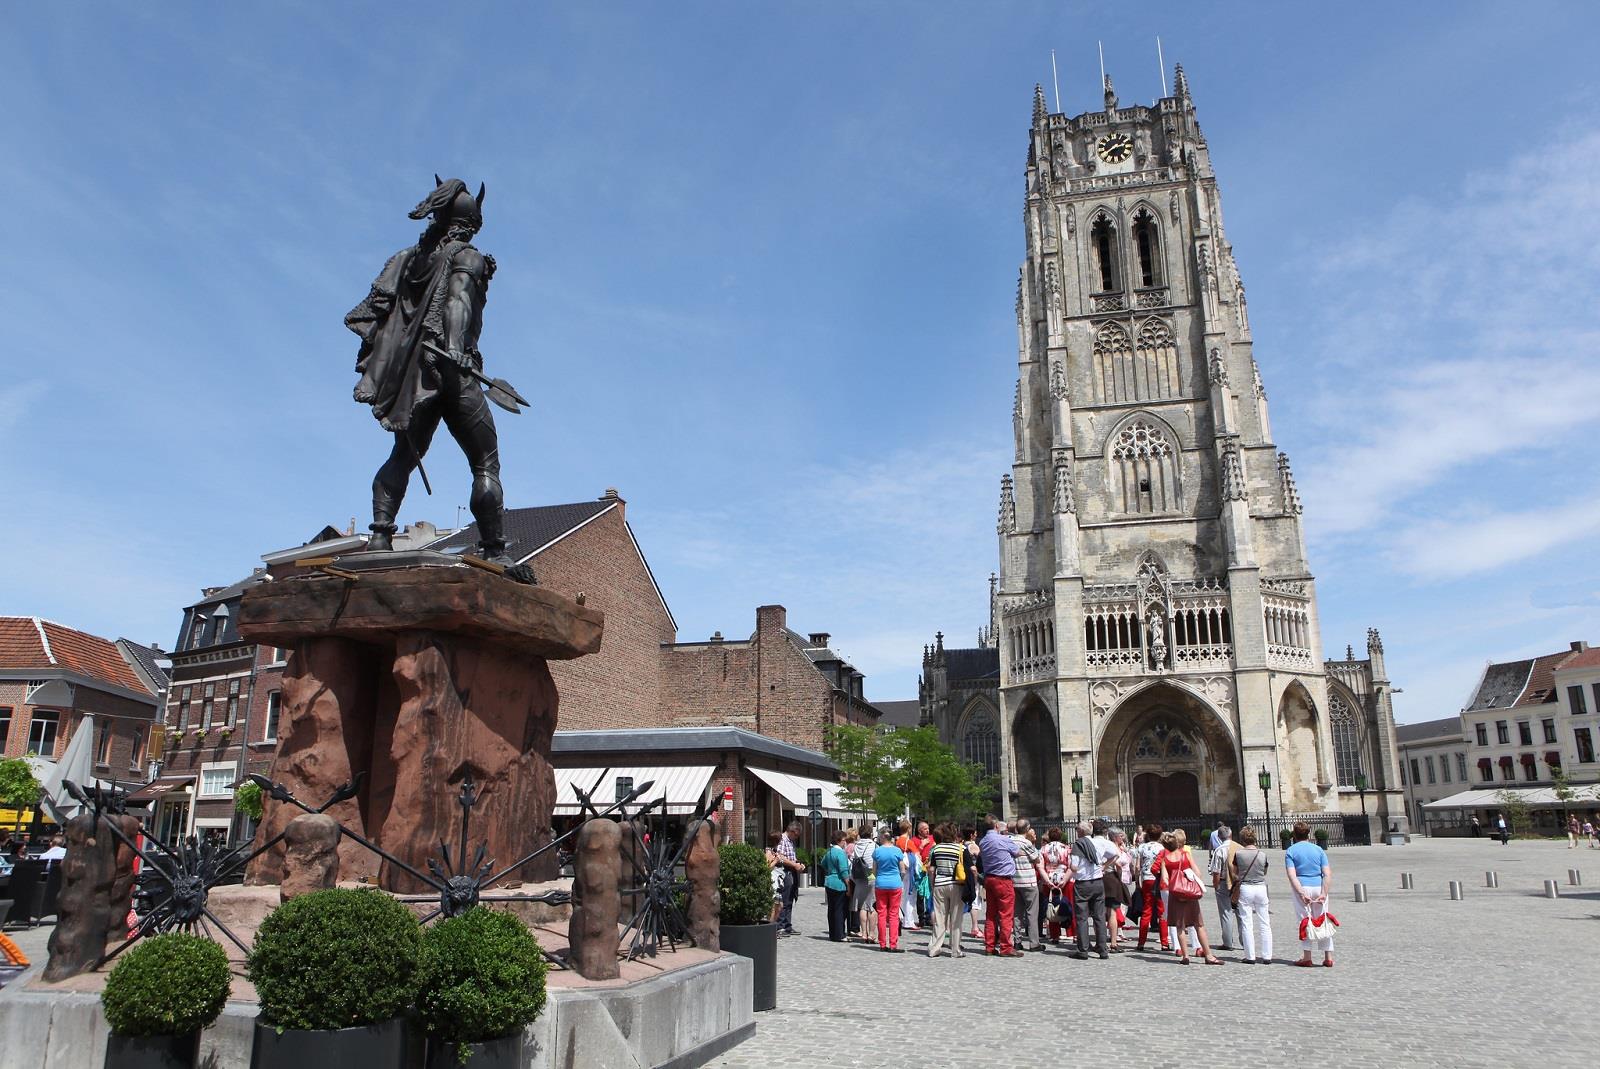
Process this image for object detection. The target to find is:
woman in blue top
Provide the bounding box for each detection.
[1283,820,1334,968]
[871,831,909,951]
[821,829,853,942]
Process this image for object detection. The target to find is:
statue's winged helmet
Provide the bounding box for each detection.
[409,175,486,229]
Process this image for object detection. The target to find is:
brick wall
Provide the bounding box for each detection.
[533,504,677,731]
[0,681,156,775]
[658,605,873,754]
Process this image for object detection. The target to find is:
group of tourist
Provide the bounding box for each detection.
[765,816,1342,968]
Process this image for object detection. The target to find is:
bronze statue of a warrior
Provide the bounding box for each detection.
[346,177,528,571]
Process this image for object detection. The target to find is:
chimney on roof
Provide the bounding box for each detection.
[1573,641,1591,652]
[710,631,724,643]
[600,487,620,501]
[808,633,831,648]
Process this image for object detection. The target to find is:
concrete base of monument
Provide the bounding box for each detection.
[0,930,753,1069]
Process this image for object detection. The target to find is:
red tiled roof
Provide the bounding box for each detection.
[0,617,150,694]
[1556,647,1600,673]
[1512,652,1573,707]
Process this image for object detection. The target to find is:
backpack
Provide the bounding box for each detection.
[851,850,869,881]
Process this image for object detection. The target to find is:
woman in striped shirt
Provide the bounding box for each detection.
[927,824,968,958]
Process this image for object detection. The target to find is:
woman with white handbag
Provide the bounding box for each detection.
[1284,820,1336,968]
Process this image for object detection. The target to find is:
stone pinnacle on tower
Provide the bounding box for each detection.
[1173,63,1189,99]
[1277,452,1303,515]
[997,474,1017,534]
[1033,82,1047,124]
[1103,74,1117,112]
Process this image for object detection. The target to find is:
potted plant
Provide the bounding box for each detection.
[716,842,777,1012]
[245,887,421,1066]
[1314,828,1330,849]
[415,907,547,1067]
[101,932,231,1068]
[1279,828,1293,850]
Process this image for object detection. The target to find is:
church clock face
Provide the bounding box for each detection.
[1097,132,1133,164]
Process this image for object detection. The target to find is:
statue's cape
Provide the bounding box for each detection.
[346,240,468,432]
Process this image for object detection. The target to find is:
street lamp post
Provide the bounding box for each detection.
[1258,766,1273,847]
[1071,772,1083,825]
[1355,771,1369,845]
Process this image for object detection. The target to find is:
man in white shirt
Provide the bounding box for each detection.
[39,835,68,861]
[1067,819,1119,960]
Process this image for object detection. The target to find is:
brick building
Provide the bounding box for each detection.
[435,492,888,843]
[0,617,165,831]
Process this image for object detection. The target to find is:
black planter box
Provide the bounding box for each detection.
[425,1032,523,1068]
[105,1031,200,1069]
[250,1017,409,1069]
[719,922,778,1012]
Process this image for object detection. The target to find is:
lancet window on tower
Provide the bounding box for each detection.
[1093,318,1180,404]
[1132,207,1162,288]
[960,706,1002,779]
[1090,213,1120,292]
[1108,416,1180,515]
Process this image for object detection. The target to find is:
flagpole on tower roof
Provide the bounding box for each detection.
[1157,36,1168,97]
[1097,40,1106,92]
[1050,50,1061,114]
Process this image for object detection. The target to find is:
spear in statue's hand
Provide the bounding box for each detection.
[421,341,530,414]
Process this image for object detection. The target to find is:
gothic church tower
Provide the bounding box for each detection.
[994,69,1401,832]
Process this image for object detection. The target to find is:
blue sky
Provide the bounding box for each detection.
[2,4,1596,722]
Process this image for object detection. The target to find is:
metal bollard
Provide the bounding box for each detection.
[1569,869,1582,887]
[1544,880,1560,899]
[1485,870,1499,888]
[1353,882,1367,903]
[1448,880,1463,900]
[1401,872,1414,889]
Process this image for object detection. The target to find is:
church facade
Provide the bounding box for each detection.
[922,69,1406,841]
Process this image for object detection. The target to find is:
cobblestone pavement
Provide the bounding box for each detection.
[709,837,1599,1068]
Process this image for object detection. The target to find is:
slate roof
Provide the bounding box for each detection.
[942,647,1000,682]
[184,571,269,611]
[1395,716,1463,744]
[427,501,616,562]
[1465,659,1534,712]
[873,700,922,729]
[0,617,152,694]
[118,640,171,690]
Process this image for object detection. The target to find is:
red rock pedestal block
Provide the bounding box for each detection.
[238,563,602,894]
[43,812,141,981]
[685,819,721,952]
[568,818,622,980]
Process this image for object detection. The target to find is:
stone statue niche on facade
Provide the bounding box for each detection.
[346,176,534,582]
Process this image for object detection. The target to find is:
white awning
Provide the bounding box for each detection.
[746,766,855,818]
[553,765,715,816]
[1423,787,1574,810]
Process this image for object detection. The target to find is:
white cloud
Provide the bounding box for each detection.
[1386,495,1600,580]
[1297,127,1600,554]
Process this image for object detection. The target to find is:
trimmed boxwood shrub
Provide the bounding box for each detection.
[102,933,231,1037]
[1279,829,1294,850]
[415,906,547,1056]
[718,843,772,926]
[246,887,421,1032]
[1314,828,1330,848]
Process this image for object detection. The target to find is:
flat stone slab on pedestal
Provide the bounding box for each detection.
[238,556,602,660]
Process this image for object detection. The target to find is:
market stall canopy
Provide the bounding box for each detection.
[125,775,196,804]
[553,765,715,815]
[1423,787,1579,809]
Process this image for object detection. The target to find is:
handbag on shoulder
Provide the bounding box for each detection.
[1170,863,1206,901]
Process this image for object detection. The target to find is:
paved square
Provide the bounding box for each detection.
[709,838,1598,1069]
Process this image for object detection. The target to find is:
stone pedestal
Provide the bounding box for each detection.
[685,819,721,951]
[567,819,622,980]
[43,812,140,981]
[238,559,602,893]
